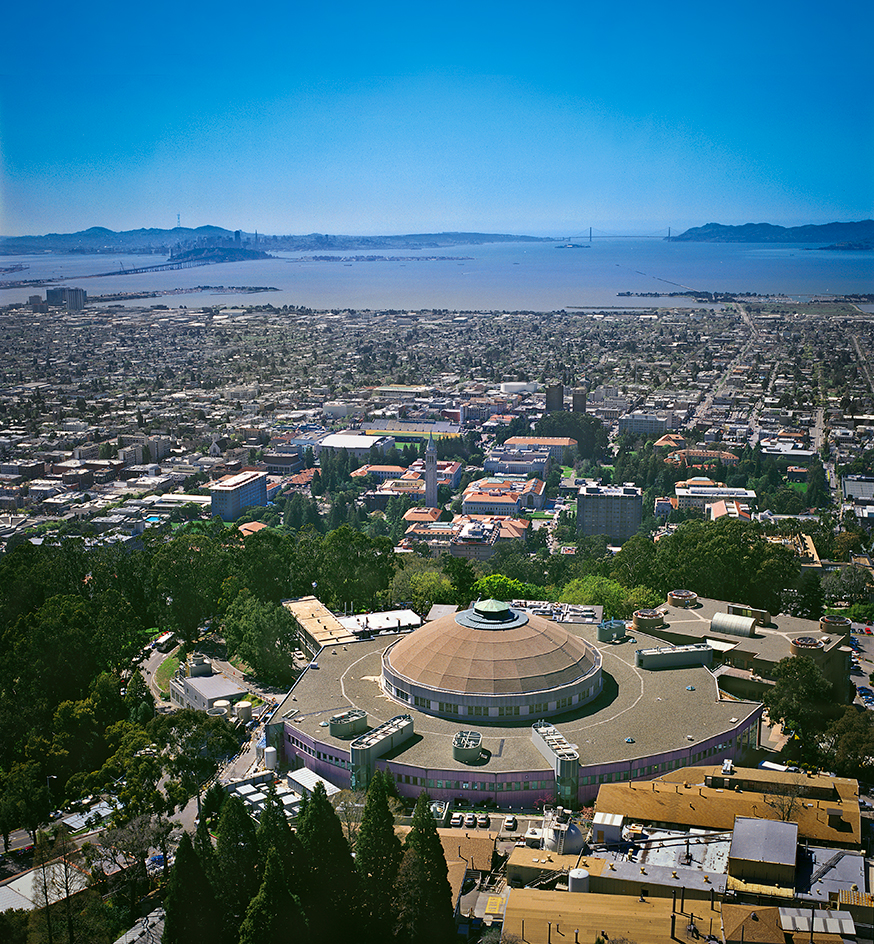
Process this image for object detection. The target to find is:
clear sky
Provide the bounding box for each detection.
[1,0,872,237]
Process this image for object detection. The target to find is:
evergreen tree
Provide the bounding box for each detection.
[201,780,227,826]
[193,813,222,893]
[256,781,308,894]
[214,795,261,938]
[394,846,430,944]
[356,771,403,942]
[296,781,360,943]
[397,792,454,944]
[237,847,309,944]
[163,832,225,944]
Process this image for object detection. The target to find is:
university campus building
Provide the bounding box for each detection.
[267,596,775,808]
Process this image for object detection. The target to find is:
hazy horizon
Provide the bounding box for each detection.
[2,0,871,238]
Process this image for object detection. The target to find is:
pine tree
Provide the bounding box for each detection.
[237,847,309,944]
[296,781,360,943]
[193,813,222,896]
[163,832,225,944]
[394,846,430,944]
[396,792,454,944]
[356,771,402,942]
[201,780,226,826]
[256,781,308,895]
[215,794,261,939]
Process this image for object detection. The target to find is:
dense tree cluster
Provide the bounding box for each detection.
[163,775,454,944]
[765,654,874,779]
[610,519,800,614]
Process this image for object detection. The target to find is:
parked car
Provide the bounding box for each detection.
[503,814,518,832]
[477,813,490,829]
[464,812,477,828]
[450,812,463,827]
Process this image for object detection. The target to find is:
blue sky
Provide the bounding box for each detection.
[1,0,872,236]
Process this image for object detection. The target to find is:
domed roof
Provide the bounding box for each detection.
[384,600,598,696]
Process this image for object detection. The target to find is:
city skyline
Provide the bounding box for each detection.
[2,0,872,238]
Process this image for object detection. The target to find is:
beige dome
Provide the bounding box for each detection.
[384,599,597,696]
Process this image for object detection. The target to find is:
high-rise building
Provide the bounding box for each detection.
[424,434,438,508]
[545,383,564,412]
[209,470,268,521]
[576,484,642,545]
[572,388,587,413]
[65,287,86,311]
[46,287,86,310]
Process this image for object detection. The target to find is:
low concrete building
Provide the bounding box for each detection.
[169,653,248,711]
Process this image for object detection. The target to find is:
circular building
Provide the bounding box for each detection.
[382,599,602,720]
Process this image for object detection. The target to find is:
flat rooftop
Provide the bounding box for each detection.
[650,597,851,662]
[503,889,677,944]
[273,621,759,775]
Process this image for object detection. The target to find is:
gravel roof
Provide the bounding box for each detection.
[274,621,759,775]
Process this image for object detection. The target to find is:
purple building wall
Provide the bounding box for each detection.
[279,706,761,808]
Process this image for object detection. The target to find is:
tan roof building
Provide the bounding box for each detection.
[504,437,577,460]
[282,595,359,655]
[503,889,679,944]
[595,767,861,848]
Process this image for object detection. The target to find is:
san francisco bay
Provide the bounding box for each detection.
[1,237,871,311]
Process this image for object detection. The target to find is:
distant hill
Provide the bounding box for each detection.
[669,220,874,246]
[0,227,550,255]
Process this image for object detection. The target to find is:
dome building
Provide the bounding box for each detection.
[382,599,602,720]
[271,594,766,809]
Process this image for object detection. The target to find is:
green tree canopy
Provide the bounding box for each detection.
[820,707,874,779]
[356,771,403,942]
[215,794,261,937]
[149,710,241,813]
[163,831,225,944]
[318,526,396,611]
[764,655,833,758]
[222,593,299,684]
[397,793,454,944]
[441,555,478,607]
[559,575,661,618]
[151,532,230,643]
[470,574,541,602]
[237,846,309,944]
[296,780,359,942]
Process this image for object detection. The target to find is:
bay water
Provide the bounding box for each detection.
[1,238,871,312]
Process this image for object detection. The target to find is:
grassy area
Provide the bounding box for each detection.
[787,482,808,494]
[154,653,182,695]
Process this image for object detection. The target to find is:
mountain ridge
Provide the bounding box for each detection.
[668,220,874,245]
[0,227,550,254]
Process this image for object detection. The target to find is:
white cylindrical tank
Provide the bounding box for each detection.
[236,701,253,722]
[213,700,231,714]
[207,706,227,718]
[568,868,590,893]
[543,823,585,855]
[264,746,277,770]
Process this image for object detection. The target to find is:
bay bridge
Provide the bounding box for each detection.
[81,257,222,279]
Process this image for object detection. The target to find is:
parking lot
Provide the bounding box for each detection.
[442,811,540,837]
[849,622,874,711]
